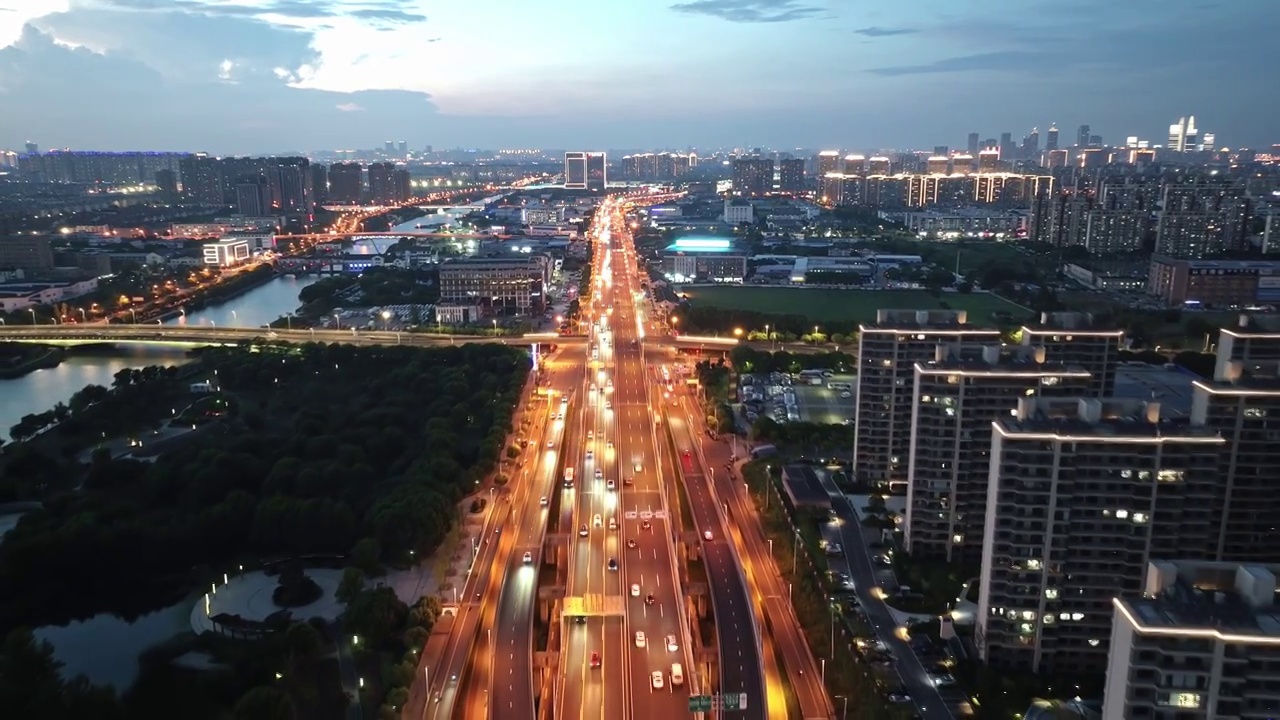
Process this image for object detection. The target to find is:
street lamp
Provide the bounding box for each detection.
[28,308,37,325]
[129,308,137,324]
[333,313,340,330]
[77,308,86,322]
[382,309,392,330]
[834,694,849,720]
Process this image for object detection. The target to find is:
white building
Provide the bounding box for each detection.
[203,238,251,267]
[1106,560,1280,720]
[723,199,754,224]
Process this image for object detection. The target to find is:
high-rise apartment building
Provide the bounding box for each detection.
[311,164,328,205]
[1046,125,1059,152]
[977,397,1225,675]
[235,177,270,216]
[619,152,693,181]
[1155,180,1251,259]
[1077,124,1091,147]
[1029,189,1092,248]
[1195,316,1280,561]
[817,150,841,180]
[367,162,398,203]
[732,158,773,197]
[268,159,311,213]
[328,162,363,204]
[1083,177,1158,256]
[179,153,225,205]
[854,310,1001,487]
[906,344,1092,563]
[1019,312,1123,397]
[967,133,980,154]
[867,156,892,175]
[155,169,179,203]
[778,158,805,193]
[1106,560,1280,720]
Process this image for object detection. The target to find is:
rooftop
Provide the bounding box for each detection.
[1113,363,1200,416]
[780,465,831,508]
[1117,560,1280,640]
[664,236,742,254]
[996,397,1223,442]
[1020,311,1122,335]
[860,308,1001,333]
[916,345,1089,378]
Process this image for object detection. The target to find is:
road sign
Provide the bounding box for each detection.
[654,510,667,519]
[688,695,712,712]
[721,692,747,710]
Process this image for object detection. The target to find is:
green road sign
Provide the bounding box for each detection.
[722,693,743,710]
[688,695,712,712]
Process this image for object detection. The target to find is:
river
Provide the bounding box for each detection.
[0,274,317,439]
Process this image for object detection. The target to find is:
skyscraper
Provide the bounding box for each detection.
[368,162,397,203]
[817,150,840,180]
[311,164,329,205]
[1077,124,1091,147]
[563,152,588,189]
[1045,124,1059,151]
[966,133,980,154]
[585,152,607,191]
[178,153,225,205]
[236,177,270,216]
[1168,116,1199,152]
[1021,128,1040,159]
[999,132,1014,160]
[24,141,38,155]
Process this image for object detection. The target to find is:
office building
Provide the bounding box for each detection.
[1019,312,1123,397]
[437,256,549,313]
[328,162,363,204]
[1147,256,1280,307]
[0,235,55,271]
[778,159,805,193]
[732,158,773,196]
[179,153,225,205]
[977,397,1225,675]
[564,152,588,189]
[1022,129,1040,160]
[906,344,1092,563]
[854,310,1001,487]
[967,133,981,154]
[1195,316,1280,560]
[585,152,607,191]
[1106,560,1280,720]
[1168,116,1199,153]
[1155,181,1251,259]
[1046,125,1059,152]
[1077,125,1091,148]
[659,237,747,283]
[1000,132,1015,160]
[202,238,251,266]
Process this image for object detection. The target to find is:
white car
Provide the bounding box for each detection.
[605,401,612,409]
[587,429,594,438]
[606,440,614,450]
[635,631,646,648]
[606,479,616,491]
[665,635,678,652]
[593,513,602,527]
[631,583,640,597]
[595,468,603,479]
[522,551,533,564]
[539,496,548,506]
[651,671,663,690]
[547,440,555,448]
[703,530,713,541]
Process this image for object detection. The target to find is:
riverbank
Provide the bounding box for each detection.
[0,344,66,379]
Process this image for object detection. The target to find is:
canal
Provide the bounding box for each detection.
[0,274,318,435]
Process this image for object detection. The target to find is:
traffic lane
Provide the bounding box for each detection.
[623,508,690,712]
[559,617,599,720]
[703,542,766,720]
[603,615,627,720]
[490,556,539,718]
[833,516,956,720]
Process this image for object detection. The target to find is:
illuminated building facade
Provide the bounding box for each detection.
[659,237,747,283]
[977,397,1225,675]
[438,256,549,313]
[854,310,1001,488]
[1019,312,1123,397]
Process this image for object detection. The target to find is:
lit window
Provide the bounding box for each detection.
[1045,588,1059,600]
[1133,512,1149,524]
[1158,470,1184,483]
[1244,408,1266,418]
[1071,612,1084,621]
[1116,509,1129,519]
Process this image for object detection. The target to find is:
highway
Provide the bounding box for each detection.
[468,348,585,720]
[670,388,834,720]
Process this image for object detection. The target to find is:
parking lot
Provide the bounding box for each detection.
[739,371,857,425]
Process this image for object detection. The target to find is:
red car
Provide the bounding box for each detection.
[590,651,601,668]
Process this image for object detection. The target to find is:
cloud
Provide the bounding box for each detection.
[86,0,424,23]
[348,8,428,23]
[853,26,916,37]
[867,50,1057,76]
[669,0,823,23]
[334,102,364,111]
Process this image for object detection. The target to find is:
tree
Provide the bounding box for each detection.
[233,686,296,720]
[284,622,323,665]
[336,567,366,604]
[345,587,408,642]
[351,537,382,574]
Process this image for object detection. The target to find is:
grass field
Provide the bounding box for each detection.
[681,286,1030,324]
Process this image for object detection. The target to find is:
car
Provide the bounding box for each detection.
[703,530,713,541]
[579,524,589,537]
[589,651,601,668]
[635,631,646,648]
[574,615,587,625]
[681,450,690,458]
[641,520,651,531]
[633,462,642,473]
[587,429,594,438]
[631,583,640,597]
[585,450,594,460]
[651,671,663,690]
[645,593,656,606]
[886,693,912,704]
[606,440,613,449]
[522,551,533,564]
[625,476,635,486]
[606,479,616,491]
[605,401,612,409]
[593,513,602,527]
[627,538,637,548]
[665,634,678,652]
[594,468,603,479]
[539,496,548,506]
[607,557,618,571]
[547,440,555,448]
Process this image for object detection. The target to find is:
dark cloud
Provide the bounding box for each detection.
[348,8,429,23]
[853,26,916,37]
[868,50,1050,76]
[669,0,823,23]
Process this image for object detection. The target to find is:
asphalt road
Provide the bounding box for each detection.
[480,346,586,720]
[674,391,834,720]
[820,482,959,720]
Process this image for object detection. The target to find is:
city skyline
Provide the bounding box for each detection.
[0,0,1277,153]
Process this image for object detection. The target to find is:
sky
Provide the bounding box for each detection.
[0,0,1276,154]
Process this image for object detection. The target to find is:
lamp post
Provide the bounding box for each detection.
[77,308,86,322]
[834,694,848,720]
[382,309,392,331]
[333,313,340,330]
[129,308,137,324]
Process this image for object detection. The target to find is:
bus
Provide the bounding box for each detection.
[564,467,575,488]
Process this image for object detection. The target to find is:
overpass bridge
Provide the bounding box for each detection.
[0,326,832,355]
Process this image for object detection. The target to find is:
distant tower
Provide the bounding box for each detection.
[967,133,980,154]
[1045,125,1059,151]
[24,141,38,155]
[1076,124,1091,147]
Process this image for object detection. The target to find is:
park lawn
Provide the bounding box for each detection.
[681,286,1029,324]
